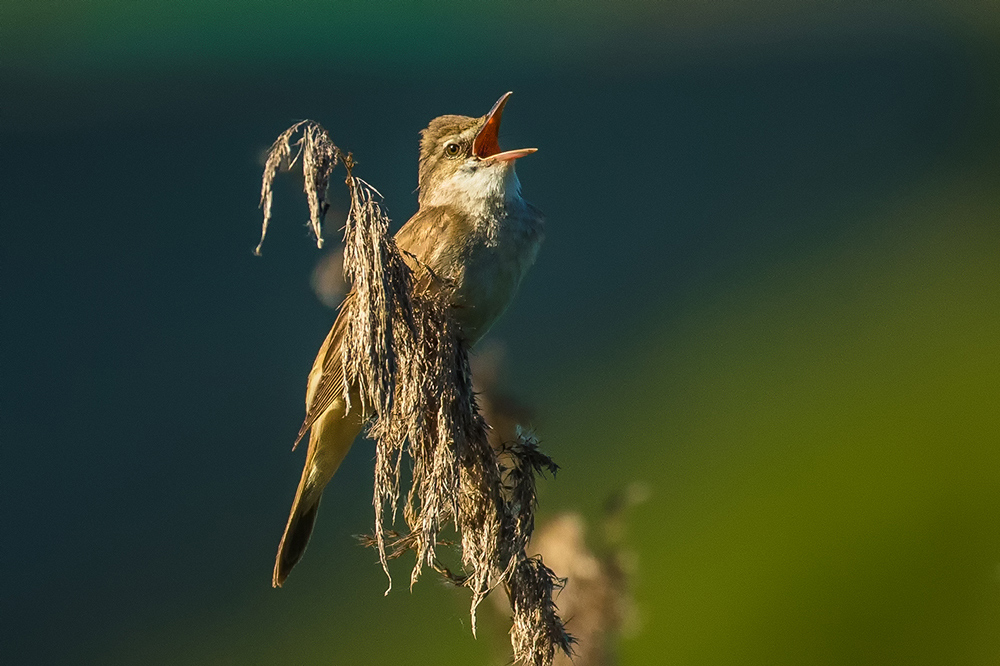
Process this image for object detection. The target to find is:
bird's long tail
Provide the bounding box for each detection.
[273,398,363,587]
[273,469,325,587]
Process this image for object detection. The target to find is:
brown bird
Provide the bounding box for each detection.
[273,92,543,587]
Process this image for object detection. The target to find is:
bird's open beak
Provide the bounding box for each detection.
[473,92,538,163]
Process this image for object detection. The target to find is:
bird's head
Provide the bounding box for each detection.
[417,92,536,208]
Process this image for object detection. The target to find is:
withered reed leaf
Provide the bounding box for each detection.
[258,120,571,665]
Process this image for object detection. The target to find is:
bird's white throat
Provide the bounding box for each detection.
[422,161,524,231]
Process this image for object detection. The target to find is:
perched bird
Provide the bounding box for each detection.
[274,92,543,587]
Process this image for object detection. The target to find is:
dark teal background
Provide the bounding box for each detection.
[3,2,999,664]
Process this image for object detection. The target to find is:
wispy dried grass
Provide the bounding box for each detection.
[257,120,571,666]
[487,483,649,666]
[257,121,337,255]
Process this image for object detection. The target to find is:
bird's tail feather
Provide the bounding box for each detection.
[273,474,324,587]
[273,395,363,587]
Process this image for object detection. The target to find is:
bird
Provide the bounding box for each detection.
[273,92,544,587]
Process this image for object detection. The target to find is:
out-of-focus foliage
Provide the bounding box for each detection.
[541,175,1000,664]
[2,0,999,664]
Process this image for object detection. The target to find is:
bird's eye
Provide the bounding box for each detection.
[444,142,461,158]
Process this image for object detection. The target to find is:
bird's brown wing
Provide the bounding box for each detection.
[395,205,472,292]
[394,206,438,256]
[294,206,465,444]
[293,292,353,447]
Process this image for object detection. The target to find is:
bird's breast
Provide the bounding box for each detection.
[448,208,542,344]
[396,194,544,345]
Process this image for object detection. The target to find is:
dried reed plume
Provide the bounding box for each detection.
[524,489,648,666]
[256,121,572,666]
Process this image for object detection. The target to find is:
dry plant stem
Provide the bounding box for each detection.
[257,121,571,666]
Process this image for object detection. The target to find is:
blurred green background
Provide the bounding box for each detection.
[3,1,999,664]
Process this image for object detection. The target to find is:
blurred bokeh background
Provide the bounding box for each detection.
[3,1,1000,664]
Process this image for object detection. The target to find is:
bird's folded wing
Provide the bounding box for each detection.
[293,207,460,447]
[294,293,352,447]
